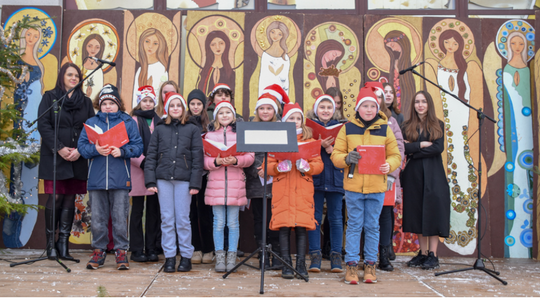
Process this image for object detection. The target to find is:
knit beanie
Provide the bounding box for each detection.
[187,89,207,107]
[98,84,122,108]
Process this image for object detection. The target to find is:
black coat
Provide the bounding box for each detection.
[144,117,204,190]
[401,120,450,237]
[37,87,94,181]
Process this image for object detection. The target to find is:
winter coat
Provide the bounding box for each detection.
[78,111,143,190]
[387,116,405,204]
[267,134,324,231]
[243,118,273,199]
[401,120,450,237]
[391,108,404,127]
[144,117,204,190]
[37,87,95,181]
[331,112,401,194]
[129,116,156,196]
[204,121,255,206]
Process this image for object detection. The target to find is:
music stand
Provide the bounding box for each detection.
[222,122,309,294]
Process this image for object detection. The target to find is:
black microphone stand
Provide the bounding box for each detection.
[10,61,106,271]
[405,68,506,285]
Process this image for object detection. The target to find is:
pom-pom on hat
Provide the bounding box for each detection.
[313,94,336,115]
[254,93,279,115]
[365,81,385,97]
[187,89,207,107]
[136,85,157,105]
[261,84,290,105]
[355,85,380,112]
[163,92,187,117]
[213,100,236,120]
[98,84,122,108]
[282,103,304,122]
[209,83,231,98]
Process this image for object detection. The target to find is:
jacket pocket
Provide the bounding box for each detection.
[334,169,344,188]
[123,159,131,179]
[183,154,189,169]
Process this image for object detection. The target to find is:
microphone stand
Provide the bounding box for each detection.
[405,68,506,285]
[10,61,106,271]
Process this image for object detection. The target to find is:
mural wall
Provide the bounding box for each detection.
[1,5,538,259]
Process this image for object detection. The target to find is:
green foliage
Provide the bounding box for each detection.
[97,286,110,297]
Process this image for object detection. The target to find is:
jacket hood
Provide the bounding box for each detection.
[96,110,130,123]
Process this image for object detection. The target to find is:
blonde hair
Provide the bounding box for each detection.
[301,124,313,141]
[213,107,237,130]
[20,28,45,94]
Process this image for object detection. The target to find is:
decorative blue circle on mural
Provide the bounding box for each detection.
[515,25,520,30]
[526,32,535,41]
[518,21,523,26]
[506,209,516,220]
[498,137,504,148]
[506,183,520,198]
[523,199,533,215]
[497,69,503,77]
[501,50,508,57]
[528,50,535,57]
[521,27,527,32]
[505,161,515,172]
[502,30,508,36]
[498,43,505,50]
[507,23,514,29]
[520,229,532,248]
[505,236,515,246]
[529,45,534,50]
[522,107,532,116]
[518,150,533,170]
[497,128,504,137]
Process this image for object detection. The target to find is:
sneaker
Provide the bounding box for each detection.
[192,251,203,264]
[215,250,226,272]
[421,251,440,270]
[86,249,106,270]
[363,263,377,283]
[308,250,322,273]
[330,251,343,273]
[115,249,130,270]
[202,251,214,264]
[344,262,359,285]
[226,251,237,272]
[407,250,427,268]
[130,250,148,262]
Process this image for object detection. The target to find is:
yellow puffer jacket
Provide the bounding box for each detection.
[331,112,401,194]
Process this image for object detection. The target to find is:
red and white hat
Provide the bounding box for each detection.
[209,83,232,97]
[282,103,304,122]
[365,81,385,97]
[355,86,380,112]
[214,100,236,120]
[163,92,187,117]
[254,93,279,115]
[136,85,157,105]
[261,84,290,105]
[313,94,336,115]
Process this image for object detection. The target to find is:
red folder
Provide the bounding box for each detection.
[356,145,385,175]
[84,121,129,148]
[383,183,396,206]
[268,140,321,162]
[306,119,344,145]
[202,138,243,158]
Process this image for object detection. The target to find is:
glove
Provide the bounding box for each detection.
[387,176,395,191]
[345,150,361,165]
[296,158,310,173]
[277,160,292,173]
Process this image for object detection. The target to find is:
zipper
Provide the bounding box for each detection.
[123,159,130,178]
[224,126,228,206]
[106,113,109,190]
[183,155,189,169]
[88,159,94,179]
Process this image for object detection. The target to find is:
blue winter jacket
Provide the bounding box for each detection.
[311,118,345,194]
[78,111,143,191]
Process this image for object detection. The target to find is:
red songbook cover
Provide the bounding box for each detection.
[356,145,385,175]
[383,182,396,206]
[305,119,344,145]
[268,140,321,162]
[84,121,129,148]
[202,138,243,158]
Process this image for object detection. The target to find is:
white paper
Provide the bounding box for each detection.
[259,175,273,186]
[205,138,230,151]
[87,124,104,134]
[244,130,288,145]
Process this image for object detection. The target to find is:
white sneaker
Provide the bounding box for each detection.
[202,251,214,264]
[192,251,202,264]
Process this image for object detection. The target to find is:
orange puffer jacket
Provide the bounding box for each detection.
[266,135,324,231]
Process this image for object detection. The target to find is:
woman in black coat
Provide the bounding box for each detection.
[401,91,450,270]
[37,63,94,260]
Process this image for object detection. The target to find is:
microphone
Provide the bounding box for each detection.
[348,148,357,179]
[89,57,116,67]
[399,61,425,75]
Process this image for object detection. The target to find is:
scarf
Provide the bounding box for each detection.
[60,87,84,112]
[134,109,162,156]
[356,112,380,129]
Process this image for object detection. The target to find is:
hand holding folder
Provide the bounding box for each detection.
[306,119,344,145]
[84,121,130,148]
[268,140,321,162]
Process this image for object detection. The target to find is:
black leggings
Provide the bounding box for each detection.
[46,194,76,210]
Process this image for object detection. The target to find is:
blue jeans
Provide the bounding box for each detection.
[88,189,130,250]
[308,190,343,254]
[344,191,385,264]
[213,205,240,252]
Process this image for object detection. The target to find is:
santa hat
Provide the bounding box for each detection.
[261,84,291,105]
[282,103,304,122]
[136,85,157,105]
[313,94,336,115]
[355,85,380,112]
[163,92,187,117]
[214,100,236,120]
[365,81,385,97]
[209,83,232,98]
[98,84,122,108]
[254,93,279,115]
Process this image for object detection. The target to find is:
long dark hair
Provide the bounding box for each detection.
[81,34,105,68]
[439,29,467,102]
[402,91,443,142]
[382,82,401,115]
[315,40,345,92]
[325,87,344,120]
[198,31,234,95]
[56,62,83,93]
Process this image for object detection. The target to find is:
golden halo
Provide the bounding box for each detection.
[303,22,360,73]
[126,12,178,62]
[365,18,422,73]
[251,15,301,56]
[3,7,57,59]
[496,20,535,62]
[428,19,474,60]
[187,15,244,70]
[67,19,119,72]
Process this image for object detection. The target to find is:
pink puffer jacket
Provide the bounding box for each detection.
[204,123,255,206]
[129,116,155,197]
[388,116,405,203]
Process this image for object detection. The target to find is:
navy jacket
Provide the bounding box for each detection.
[311,118,345,194]
[78,111,143,190]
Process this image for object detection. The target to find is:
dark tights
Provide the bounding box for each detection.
[46,194,76,210]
